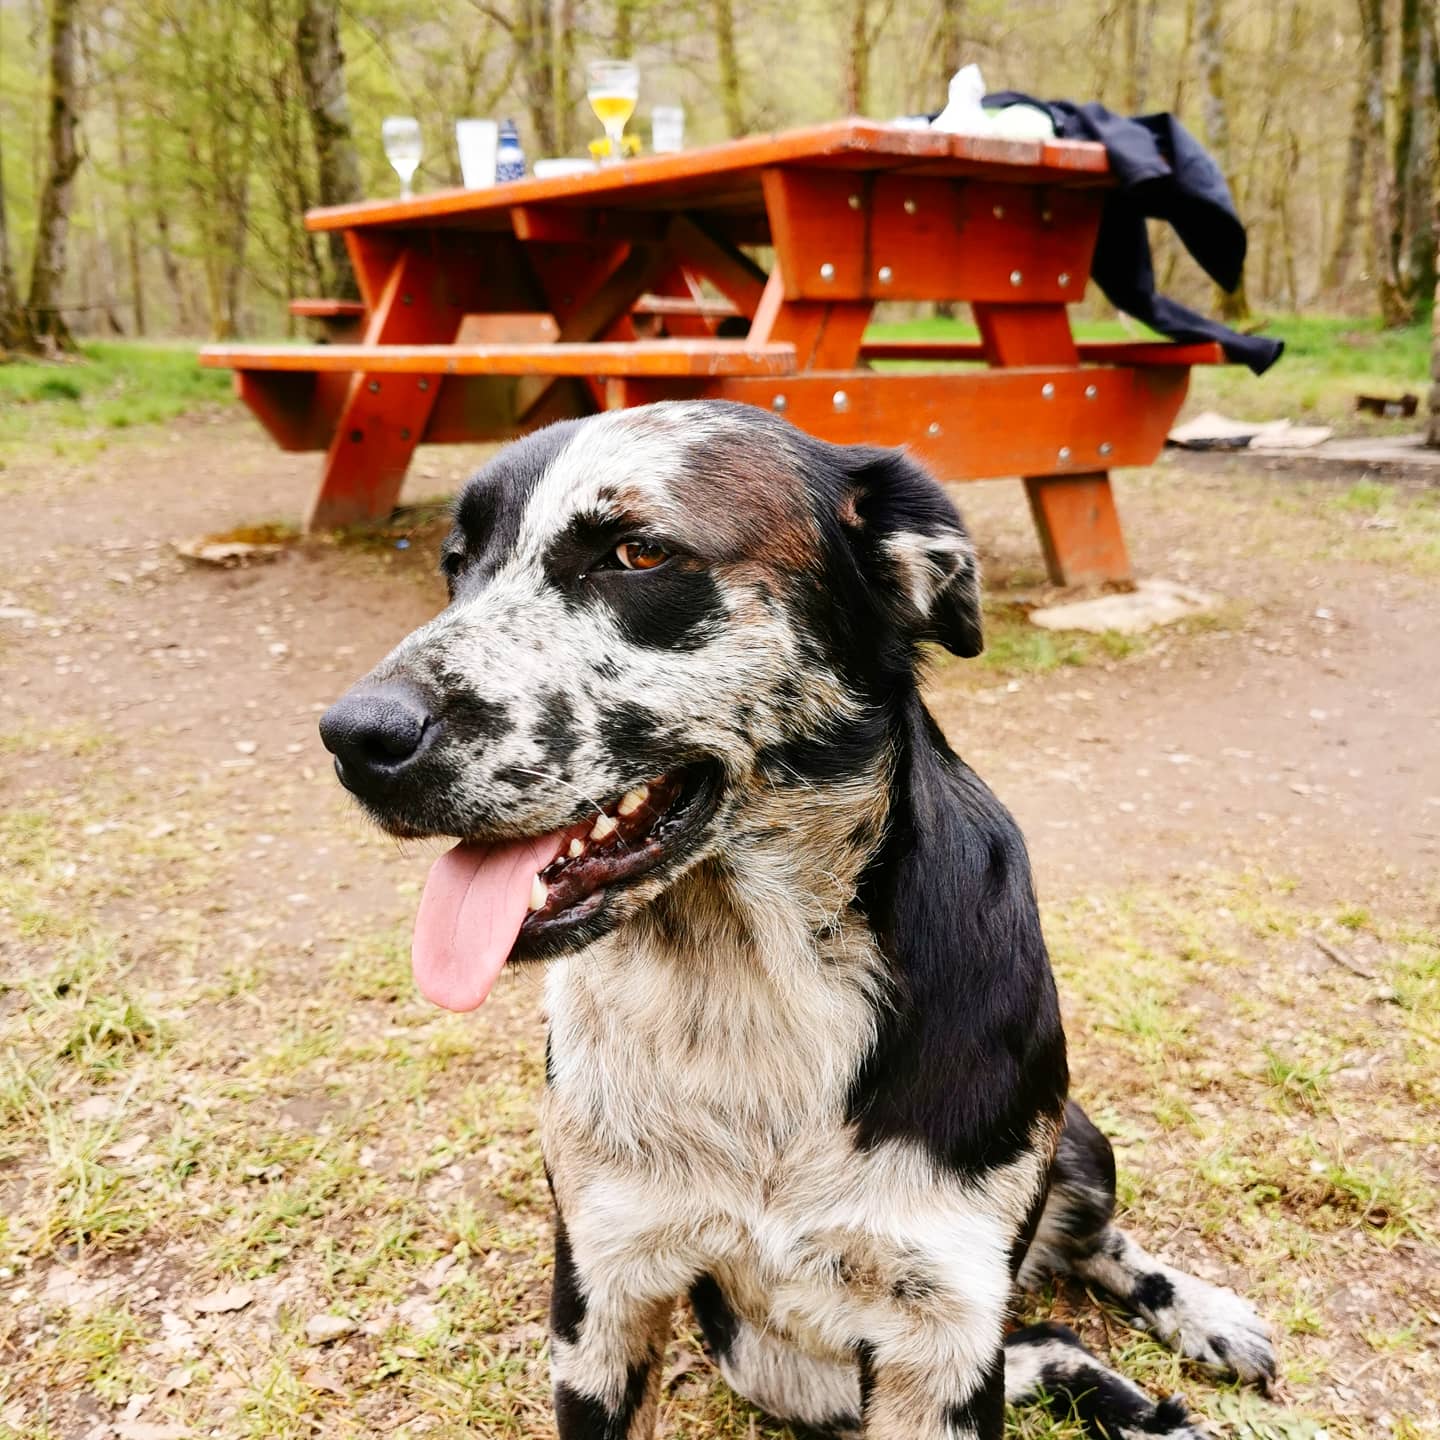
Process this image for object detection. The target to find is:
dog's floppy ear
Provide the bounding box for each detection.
[840,446,984,658]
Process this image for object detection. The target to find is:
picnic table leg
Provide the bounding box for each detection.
[1023,473,1132,587]
[973,303,1133,587]
[305,241,460,531]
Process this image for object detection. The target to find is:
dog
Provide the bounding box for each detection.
[319,401,1275,1439]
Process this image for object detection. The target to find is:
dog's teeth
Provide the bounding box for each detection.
[590,813,618,841]
[567,838,585,859]
[617,784,650,817]
[528,875,548,911]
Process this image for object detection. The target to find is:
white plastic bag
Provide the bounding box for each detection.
[929,65,1057,140]
[931,64,989,135]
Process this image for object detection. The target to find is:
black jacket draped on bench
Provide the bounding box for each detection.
[983,95,1284,376]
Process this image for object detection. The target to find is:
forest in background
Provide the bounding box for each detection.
[0,0,1437,345]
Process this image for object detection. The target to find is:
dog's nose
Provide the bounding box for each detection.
[319,685,433,786]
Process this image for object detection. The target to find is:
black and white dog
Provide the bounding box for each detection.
[319,401,1274,1439]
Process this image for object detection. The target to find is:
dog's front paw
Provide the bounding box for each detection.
[1136,1269,1276,1388]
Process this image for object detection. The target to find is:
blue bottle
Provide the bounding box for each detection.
[496,119,527,183]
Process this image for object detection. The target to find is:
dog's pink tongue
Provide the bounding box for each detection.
[412,833,565,1011]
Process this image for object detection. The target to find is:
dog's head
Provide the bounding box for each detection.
[320,401,981,1009]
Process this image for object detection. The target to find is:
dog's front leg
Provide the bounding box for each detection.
[858,1336,1005,1440]
[549,1210,673,1440]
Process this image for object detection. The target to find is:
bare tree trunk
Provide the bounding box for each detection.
[296,0,363,299]
[520,0,557,155]
[842,0,896,115]
[1322,78,1369,292]
[1194,0,1249,320]
[1122,0,1156,111]
[614,0,635,56]
[1428,249,1439,445]
[1360,0,1410,325]
[551,0,576,154]
[145,120,190,333]
[936,0,963,80]
[713,0,744,137]
[1393,0,1423,296]
[1407,1,1436,306]
[26,0,84,349]
[0,126,34,351]
[110,74,145,335]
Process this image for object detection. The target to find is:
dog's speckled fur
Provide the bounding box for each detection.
[323,402,1275,1438]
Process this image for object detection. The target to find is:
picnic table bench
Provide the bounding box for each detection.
[201,120,1223,585]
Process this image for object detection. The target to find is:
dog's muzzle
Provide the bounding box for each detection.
[319,683,435,793]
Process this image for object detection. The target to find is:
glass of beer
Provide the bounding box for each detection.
[587,60,639,164]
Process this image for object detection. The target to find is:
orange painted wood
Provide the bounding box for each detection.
[509,206,668,244]
[345,232,401,313]
[971,301,1132,584]
[235,370,352,451]
[635,271,720,339]
[307,245,461,531]
[289,298,365,318]
[1024,474,1132,587]
[699,367,1189,482]
[761,169,1101,305]
[972,303,1079,366]
[667,215,768,317]
[859,338,1226,366]
[306,123,1109,234]
[517,239,671,417]
[456,312,559,344]
[747,265,872,371]
[201,340,798,377]
[633,294,740,318]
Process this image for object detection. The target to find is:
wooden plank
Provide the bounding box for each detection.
[972,303,1079,366]
[860,338,1227,366]
[971,300,1128,584]
[202,340,799,377]
[633,294,740,318]
[868,176,1100,304]
[509,206,668,244]
[305,123,1109,234]
[667,214,768,317]
[517,239,673,417]
[762,168,1102,305]
[306,245,460,531]
[1024,473,1133,589]
[289,298,366,318]
[699,367,1189,483]
[235,370,351,451]
[747,264,872,371]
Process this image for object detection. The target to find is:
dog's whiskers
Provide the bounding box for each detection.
[502,765,607,818]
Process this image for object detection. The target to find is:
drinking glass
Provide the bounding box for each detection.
[455,118,498,188]
[587,60,639,164]
[651,104,685,153]
[382,115,423,199]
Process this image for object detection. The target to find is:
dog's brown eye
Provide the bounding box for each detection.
[614,540,668,571]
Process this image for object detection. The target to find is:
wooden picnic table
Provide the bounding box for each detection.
[200,120,1223,585]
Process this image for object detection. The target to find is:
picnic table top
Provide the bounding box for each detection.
[306,120,1111,234]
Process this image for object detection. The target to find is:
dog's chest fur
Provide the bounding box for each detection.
[540,837,1043,1363]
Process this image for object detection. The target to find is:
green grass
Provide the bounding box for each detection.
[0,340,231,446]
[867,311,1433,432]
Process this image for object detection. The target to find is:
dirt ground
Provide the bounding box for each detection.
[1,413,1437,1440]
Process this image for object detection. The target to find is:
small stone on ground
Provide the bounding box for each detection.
[1029,577,1220,634]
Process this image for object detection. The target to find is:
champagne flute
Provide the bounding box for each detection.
[382,115,423,199]
[587,60,639,164]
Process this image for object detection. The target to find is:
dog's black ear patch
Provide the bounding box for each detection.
[841,446,983,659]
